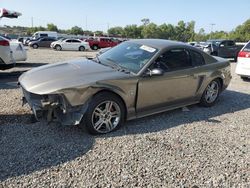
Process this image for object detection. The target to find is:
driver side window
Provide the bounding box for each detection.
[152,48,192,71]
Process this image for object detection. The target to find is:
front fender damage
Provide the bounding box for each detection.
[22,86,94,126]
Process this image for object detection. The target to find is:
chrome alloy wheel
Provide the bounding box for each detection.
[91,101,121,133]
[205,81,219,103]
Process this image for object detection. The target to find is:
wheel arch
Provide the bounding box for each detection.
[92,89,128,119]
[79,45,85,51]
[32,43,39,47]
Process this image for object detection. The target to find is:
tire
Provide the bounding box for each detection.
[79,46,85,51]
[92,45,98,50]
[234,56,238,62]
[211,51,218,56]
[241,76,249,81]
[55,45,62,51]
[200,79,221,107]
[32,44,38,49]
[81,92,125,135]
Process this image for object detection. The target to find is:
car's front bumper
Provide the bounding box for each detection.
[21,87,89,125]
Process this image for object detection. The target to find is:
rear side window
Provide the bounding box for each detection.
[189,50,205,66]
[71,39,80,43]
[40,34,48,37]
[243,42,250,52]
[221,40,235,47]
[227,41,235,46]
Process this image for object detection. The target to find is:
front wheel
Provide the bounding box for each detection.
[200,79,221,107]
[55,45,62,51]
[81,92,125,134]
[32,44,38,49]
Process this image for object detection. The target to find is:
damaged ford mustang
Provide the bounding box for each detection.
[19,39,231,134]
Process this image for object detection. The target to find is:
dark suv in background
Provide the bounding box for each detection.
[203,39,243,61]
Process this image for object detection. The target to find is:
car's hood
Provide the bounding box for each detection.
[19,58,128,95]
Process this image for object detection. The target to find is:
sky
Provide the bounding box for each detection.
[0,0,249,33]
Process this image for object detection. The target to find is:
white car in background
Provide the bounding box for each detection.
[0,36,15,66]
[51,38,90,51]
[235,41,250,80]
[9,40,27,61]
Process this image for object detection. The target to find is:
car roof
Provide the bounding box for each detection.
[130,39,190,50]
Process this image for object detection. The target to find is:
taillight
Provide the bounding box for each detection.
[2,8,8,16]
[0,40,10,46]
[238,51,250,58]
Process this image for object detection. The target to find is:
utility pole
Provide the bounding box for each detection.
[209,23,215,39]
[85,16,88,31]
[31,17,33,28]
[107,22,110,37]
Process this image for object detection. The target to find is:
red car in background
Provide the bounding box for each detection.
[85,37,122,50]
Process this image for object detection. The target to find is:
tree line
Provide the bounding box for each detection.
[108,18,250,42]
[10,18,250,42]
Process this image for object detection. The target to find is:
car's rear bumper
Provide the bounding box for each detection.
[236,59,250,76]
[0,51,15,65]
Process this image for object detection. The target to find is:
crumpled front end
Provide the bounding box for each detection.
[21,87,89,125]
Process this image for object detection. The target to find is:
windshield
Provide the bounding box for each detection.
[98,41,158,74]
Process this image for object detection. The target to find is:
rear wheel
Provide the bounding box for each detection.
[200,79,221,107]
[32,44,38,49]
[92,45,98,50]
[79,46,85,51]
[81,92,125,134]
[55,45,62,51]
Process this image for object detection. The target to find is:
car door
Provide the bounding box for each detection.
[62,39,72,50]
[46,38,55,48]
[71,39,81,50]
[100,38,110,48]
[137,48,200,114]
[10,42,26,61]
[38,38,47,47]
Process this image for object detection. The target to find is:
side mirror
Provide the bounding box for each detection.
[219,44,225,47]
[145,68,164,77]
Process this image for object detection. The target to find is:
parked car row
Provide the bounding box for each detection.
[18,35,122,51]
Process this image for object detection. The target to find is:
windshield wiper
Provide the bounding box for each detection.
[92,55,101,64]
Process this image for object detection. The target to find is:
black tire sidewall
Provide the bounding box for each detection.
[83,92,125,134]
[33,44,38,49]
[79,46,85,51]
[55,45,61,51]
[93,45,98,50]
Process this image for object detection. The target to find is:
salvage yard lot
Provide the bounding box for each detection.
[0,49,249,187]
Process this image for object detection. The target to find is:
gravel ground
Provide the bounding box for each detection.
[0,49,249,187]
